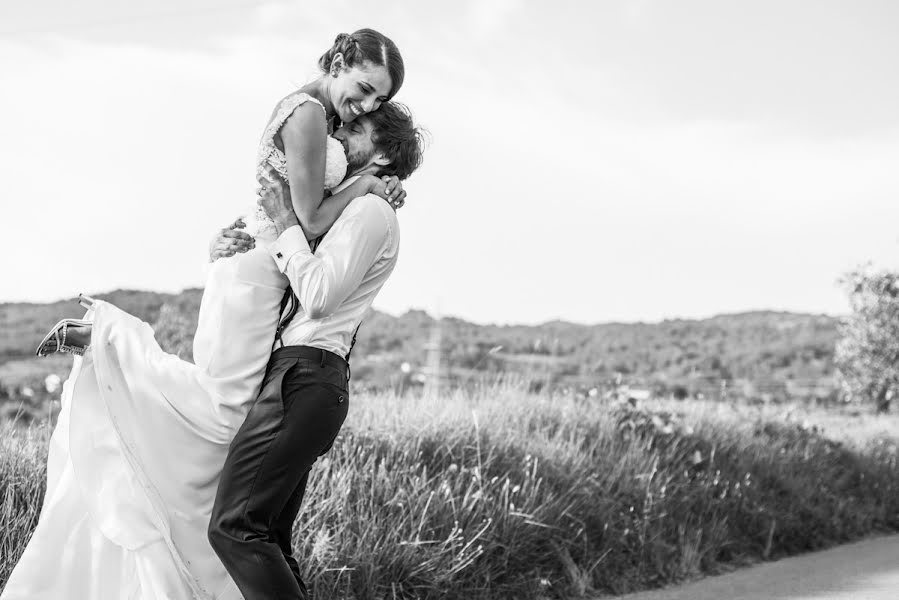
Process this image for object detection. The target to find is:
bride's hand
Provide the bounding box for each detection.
[209,219,255,262]
[257,165,299,233]
[368,175,406,210]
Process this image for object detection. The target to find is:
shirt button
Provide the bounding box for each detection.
[276,252,283,259]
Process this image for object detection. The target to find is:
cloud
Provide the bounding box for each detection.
[467,0,522,38]
[622,0,652,23]
[3,2,899,323]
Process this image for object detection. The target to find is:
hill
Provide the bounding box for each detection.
[0,289,842,420]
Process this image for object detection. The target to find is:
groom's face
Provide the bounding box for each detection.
[333,117,378,175]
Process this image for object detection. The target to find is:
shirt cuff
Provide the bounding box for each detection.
[268,225,312,273]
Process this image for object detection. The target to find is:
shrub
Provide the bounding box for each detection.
[836,267,899,412]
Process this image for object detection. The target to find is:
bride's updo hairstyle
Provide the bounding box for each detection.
[318,28,405,99]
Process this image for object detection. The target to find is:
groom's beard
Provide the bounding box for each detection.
[346,150,374,175]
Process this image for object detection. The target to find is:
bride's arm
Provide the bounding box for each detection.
[301,177,380,240]
[280,104,378,240]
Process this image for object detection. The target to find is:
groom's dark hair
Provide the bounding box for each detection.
[319,29,405,98]
[367,102,426,181]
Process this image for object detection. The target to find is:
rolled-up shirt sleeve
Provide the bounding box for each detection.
[268,194,391,319]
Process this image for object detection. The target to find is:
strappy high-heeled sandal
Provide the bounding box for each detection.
[35,319,92,357]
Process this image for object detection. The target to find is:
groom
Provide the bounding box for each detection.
[206,102,424,599]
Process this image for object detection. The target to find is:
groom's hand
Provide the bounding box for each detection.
[209,218,255,262]
[257,165,299,235]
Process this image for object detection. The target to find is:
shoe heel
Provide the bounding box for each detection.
[79,294,96,309]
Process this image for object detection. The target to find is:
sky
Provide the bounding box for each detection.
[1,0,897,325]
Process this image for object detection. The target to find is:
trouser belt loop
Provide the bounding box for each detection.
[319,349,326,367]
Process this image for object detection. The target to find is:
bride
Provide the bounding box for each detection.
[2,29,406,600]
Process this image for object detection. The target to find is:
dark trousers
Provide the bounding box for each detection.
[208,345,349,600]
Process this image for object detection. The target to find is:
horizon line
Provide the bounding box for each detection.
[0,286,848,329]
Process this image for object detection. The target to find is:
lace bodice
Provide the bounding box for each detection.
[245,92,348,239]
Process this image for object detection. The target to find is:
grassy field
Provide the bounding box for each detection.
[2,385,898,599]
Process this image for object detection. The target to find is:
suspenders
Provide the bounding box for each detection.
[274,289,299,349]
[273,235,362,378]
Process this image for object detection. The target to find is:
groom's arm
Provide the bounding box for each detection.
[268,195,394,319]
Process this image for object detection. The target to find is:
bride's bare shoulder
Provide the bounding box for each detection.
[268,90,311,123]
[265,92,327,151]
[280,101,327,142]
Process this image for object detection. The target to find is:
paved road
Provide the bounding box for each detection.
[613,534,899,600]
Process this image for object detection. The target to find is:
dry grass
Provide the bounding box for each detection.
[2,385,898,599]
[0,424,49,586]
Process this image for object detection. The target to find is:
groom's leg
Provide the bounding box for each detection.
[208,348,348,600]
[274,471,310,595]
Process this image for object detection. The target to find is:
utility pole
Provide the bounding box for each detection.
[422,316,443,398]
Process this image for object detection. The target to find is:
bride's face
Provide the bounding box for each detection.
[330,58,393,123]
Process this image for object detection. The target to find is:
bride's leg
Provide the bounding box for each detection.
[65,323,92,348]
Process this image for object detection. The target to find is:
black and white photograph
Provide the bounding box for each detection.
[1,1,898,599]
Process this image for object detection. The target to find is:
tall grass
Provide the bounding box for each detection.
[0,424,47,587]
[2,385,899,598]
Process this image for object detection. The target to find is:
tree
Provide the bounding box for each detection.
[835,267,899,412]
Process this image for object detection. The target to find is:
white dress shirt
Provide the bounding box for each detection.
[267,190,400,358]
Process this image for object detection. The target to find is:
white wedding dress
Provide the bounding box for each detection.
[1,93,347,600]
